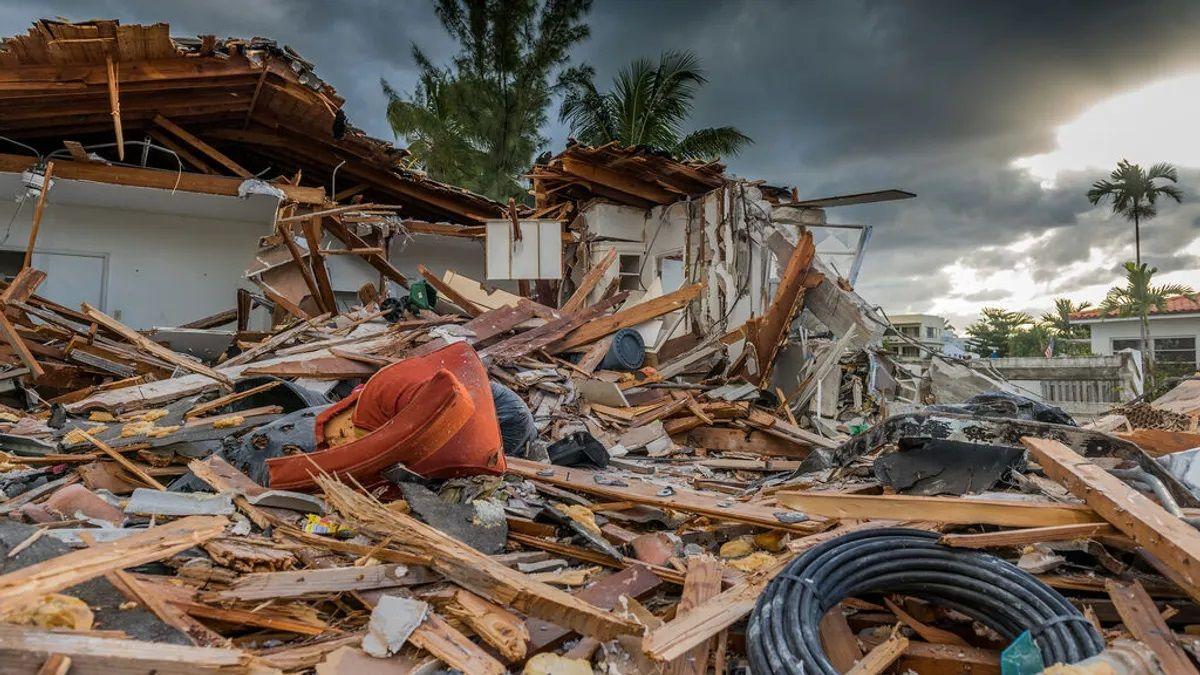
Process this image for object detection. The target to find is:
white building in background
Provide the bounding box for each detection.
[1072,296,1200,378]
[883,313,959,359]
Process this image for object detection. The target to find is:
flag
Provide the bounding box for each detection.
[1044,335,1055,358]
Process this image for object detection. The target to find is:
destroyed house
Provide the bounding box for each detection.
[0,19,505,329]
[531,142,916,403]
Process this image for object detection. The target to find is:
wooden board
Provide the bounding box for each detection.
[939,523,1119,549]
[525,564,664,654]
[506,458,823,533]
[1023,436,1200,603]
[0,515,227,615]
[666,555,722,675]
[551,282,703,352]
[83,303,232,386]
[847,634,908,674]
[0,625,261,674]
[776,491,1102,528]
[217,563,437,601]
[1116,428,1200,456]
[1106,578,1198,675]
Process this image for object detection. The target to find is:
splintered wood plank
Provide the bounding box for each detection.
[0,515,227,615]
[409,610,507,675]
[434,588,530,663]
[83,303,232,386]
[0,267,46,305]
[1106,579,1198,675]
[22,161,54,270]
[551,282,704,352]
[303,215,337,312]
[776,491,1102,528]
[1115,428,1200,457]
[0,310,43,379]
[218,563,436,601]
[326,218,407,286]
[939,523,1119,549]
[153,114,250,178]
[1023,436,1200,603]
[320,477,643,643]
[105,54,123,160]
[666,555,722,675]
[419,264,484,316]
[742,230,817,385]
[848,634,908,675]
[0,625,257,674]
[562,246,617,312]
[480,291,628,361]
[506,458,822,533]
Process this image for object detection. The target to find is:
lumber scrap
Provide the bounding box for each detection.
[82,303,232,386]
[319,476,642,642]
[0,310,43,379]
[818,606,863,672]
[847,634,909,675]
[665,555,722,675]
[0,267,47,306]
[325,218,408,287]
[1023,436,1200,603]
[0,625,264,674]
[409,610,507,675]
[506,458,823,533]
[551,282,704,352]
[418,264,485,317]
[0,515,227,615]
[22,161,54,271]
[78,429,165,490]
[1105,578,1198,675]
[776,491,1102,528]
[741,229,817,386]
[433,587,530,663]
[562,246,617,313]
[218,563,436,601]
[153,115,251,178]
[480,291,628,361]
[939,523,1119,549]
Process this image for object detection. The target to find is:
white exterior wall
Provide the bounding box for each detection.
[1084,314,1200,366]
[0,173,279,329]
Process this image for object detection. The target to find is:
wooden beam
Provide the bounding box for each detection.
[0,311,43,379]
[0,154,324,204]
[1023,436,1200,603]
[1106,579,1198,674]
[742,230,816,385]
[275,222,327,313]
[665,555,722,675]
[0,626,259,674]
[560,156,679,203]
[775,491,1101,528]
[303,216,337,311]
[105,55,123,160]
[939,523,1119,549]
[325,217,408,287]
[334,182,370,202]
[153,115,251,178]
[22,161,54,270]
[62,140,88,162]
[507,458,821,533]
[418,265,483,317]
[146,128,216,175]
[562,246,617,313]
[551,282,704,352]
[82,303,233,386]
[0,516,228,615]
[242,64,270,129]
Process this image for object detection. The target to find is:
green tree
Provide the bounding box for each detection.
[557,50,752,160]
[382,0,592,201]
[1101,262,1194,390]
[1038,297,1092,356]
[1087,160,1183,266]
[965,308,1035,358]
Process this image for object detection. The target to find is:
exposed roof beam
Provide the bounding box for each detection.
[788,189,916,208]
[559,155,679,204]
[153,115,251,178]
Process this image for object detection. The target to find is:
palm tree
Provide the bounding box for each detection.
[1086,160,1183,266]
[1101,262,1194,390]
[557,50,752,160]
[383,0,592,201]
[1039,298,1092,356]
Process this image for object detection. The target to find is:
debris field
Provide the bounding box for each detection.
[0,17,1199,675]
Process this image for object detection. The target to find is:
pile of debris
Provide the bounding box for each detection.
[3,16,1200,675]
[0,240,1199,674]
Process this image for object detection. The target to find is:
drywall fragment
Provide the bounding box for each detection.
[361,595,429,658]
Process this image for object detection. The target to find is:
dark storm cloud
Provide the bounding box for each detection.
[2,1,1199,318]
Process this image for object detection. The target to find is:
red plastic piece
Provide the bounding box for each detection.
[266,341,506,489]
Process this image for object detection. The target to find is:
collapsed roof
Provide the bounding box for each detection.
[0,19,505,224]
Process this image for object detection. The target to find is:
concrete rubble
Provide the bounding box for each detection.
[0,16,1194,675]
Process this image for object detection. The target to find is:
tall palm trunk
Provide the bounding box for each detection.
[1132,198,1154,391]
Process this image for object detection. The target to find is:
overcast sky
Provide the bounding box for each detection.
[3,0,1199,329]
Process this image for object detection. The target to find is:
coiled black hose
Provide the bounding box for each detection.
[746,528,1104,674]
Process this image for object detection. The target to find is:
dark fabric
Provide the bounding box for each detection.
[491,381,537,457]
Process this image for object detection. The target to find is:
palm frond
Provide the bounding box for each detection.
[673,126,753,160]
